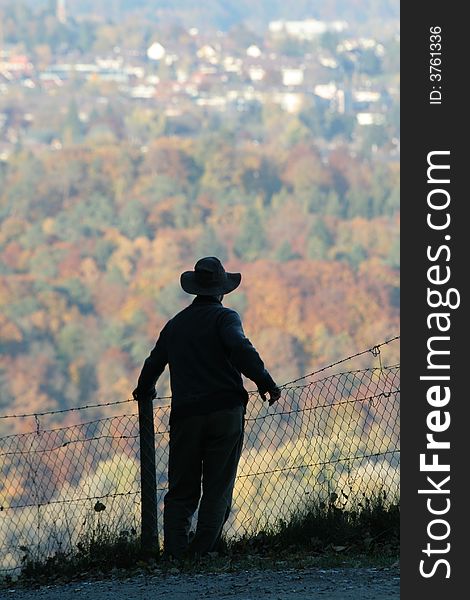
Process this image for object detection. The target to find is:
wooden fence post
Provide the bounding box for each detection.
[138,397,158,557]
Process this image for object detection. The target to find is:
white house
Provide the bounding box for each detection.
[246,45,262,58]
[147,42,166,61]
[282,68,304,87]
[269,19,347,40]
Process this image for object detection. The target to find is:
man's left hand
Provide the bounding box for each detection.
[260,386,282,406]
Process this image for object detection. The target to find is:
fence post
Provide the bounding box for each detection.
[138,397,158,557]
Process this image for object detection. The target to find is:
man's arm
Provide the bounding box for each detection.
[219,310,280,404]
[133,325,168,400]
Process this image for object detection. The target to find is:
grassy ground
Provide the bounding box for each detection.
[1,494,399,589]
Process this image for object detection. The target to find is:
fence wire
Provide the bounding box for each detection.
[0,337,399,572]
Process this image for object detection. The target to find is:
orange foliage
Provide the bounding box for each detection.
[238,258,397,365]
[282,143,332,191]
[0,314,23,342]
[140,137,198,184]
[0,136,399,428]
[57,244,82,278]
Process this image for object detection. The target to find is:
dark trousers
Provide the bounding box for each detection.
[163,405,245,559]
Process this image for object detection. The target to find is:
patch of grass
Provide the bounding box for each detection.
[228,490,399,559]
[15,523,146,587]
[2,492,399,589]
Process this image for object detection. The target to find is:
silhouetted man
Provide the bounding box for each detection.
[133,256,281,559]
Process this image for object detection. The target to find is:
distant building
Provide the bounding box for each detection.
[223,56,242,74]
[272,92,304,113]
[0,54,34,78]
[147,42,166,61]
[246,45,262,58]
[313,83,352,113]
[130,85,157,99]
[319,56,339,69]
[335,89,353,114]
[196,96,227,109]
[313,82,337,101]
[248,66,266,82]
[357,112,386,125]
[56,0,67,25]
[282,68,304,87]
[353,90,381,104]
[197,45,218,62]
[337,38,384,55]
[269,19,347,40]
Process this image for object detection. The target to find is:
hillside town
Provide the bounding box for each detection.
[0,1,399,160]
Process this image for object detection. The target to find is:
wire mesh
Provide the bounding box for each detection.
[0,338,399,572]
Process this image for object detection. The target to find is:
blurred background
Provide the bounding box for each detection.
[0,0,399,428]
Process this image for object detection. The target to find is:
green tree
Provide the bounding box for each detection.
[62,99,84,144]
[299,97,328,138]
[195,226,228,262]
[3,153,45,219]
[241,157,282,205]
[29,246,61,279]
[307,219,333,260]
[360,125,388,155]
[275,240,300,262]
[224,291,248,318]
[386,237,400,269]
[142,175,184,205]
[233,207,267,261]
[334,244,367,271]
[345,188,372,219]
[59,278,93,312]
[125,109,166,144]
[95,239,117,270]
[384,186,399,216]
[68,193,115,237]
[319,31,341,54]
[102,320,128,349]
[155,282,187,318]
[57,322,86,361]
[324,191,345,217]
[199,140,237,194]
[118,200,150,240]
[19,222,47,250]
[105,265,127,285]
[4,295,40,321]
[324,111,355,141]
[358,49,382,76]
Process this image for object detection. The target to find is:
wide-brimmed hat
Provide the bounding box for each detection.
[180,257,241,296]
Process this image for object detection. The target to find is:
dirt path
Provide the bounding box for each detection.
[1,566,399,600]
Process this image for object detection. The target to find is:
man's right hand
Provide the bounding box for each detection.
[132,388,157,401]
[261,386,282,406]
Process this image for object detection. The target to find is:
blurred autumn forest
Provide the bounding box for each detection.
[0,2,399,438]
[0,132,399,431]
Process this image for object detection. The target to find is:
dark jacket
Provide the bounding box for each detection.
[135,295,276,422]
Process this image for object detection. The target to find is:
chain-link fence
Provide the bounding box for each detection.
[0,337,399,572]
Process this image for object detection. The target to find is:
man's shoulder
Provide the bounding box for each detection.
[218,305,241,323]
[169,304,191,322]
[170,301,226,320]
[220,305,239,316]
